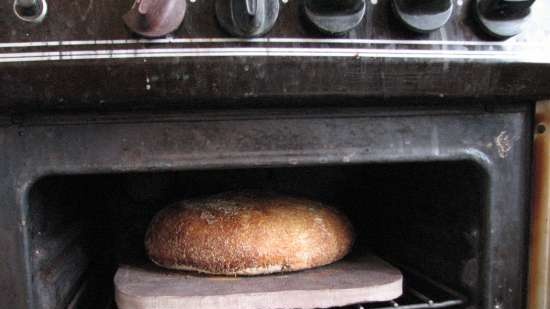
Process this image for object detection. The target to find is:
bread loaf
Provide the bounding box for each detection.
[145,191,354,275]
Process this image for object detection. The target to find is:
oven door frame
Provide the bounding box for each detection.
[0,104,532,309]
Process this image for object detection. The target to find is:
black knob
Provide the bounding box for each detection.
[475,0,534,38]
[123,0,187,38]
[13,0,48,23]
[216,0,280,37]
[392,0,453,33]
[304,0,366,35]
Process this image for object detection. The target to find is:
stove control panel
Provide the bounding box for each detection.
[2,0,547,42]
[1,0,550,113]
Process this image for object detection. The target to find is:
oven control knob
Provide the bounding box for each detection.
[304,0,366,35]
[216,0,280,37]
[123,0,186,38]
[392,0,453,33]
[13,0,48,23]
[475,0,534,38]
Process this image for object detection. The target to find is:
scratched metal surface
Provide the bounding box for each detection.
[0,0,549,111]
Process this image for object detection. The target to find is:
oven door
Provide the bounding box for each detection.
[0,103,532,309]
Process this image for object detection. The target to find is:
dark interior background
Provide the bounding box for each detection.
[27,161,485,309]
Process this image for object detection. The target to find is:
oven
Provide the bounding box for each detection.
[1,0,549,309]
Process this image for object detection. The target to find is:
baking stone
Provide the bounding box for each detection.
[115,254,403,309]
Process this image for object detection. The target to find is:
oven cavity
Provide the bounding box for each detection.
[27,162,481,309]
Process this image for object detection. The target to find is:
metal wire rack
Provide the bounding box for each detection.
[353,266,467,309]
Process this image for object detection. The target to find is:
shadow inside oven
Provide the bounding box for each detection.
[27,161,483,309]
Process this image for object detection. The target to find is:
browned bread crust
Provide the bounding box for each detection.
[145,191,354,275]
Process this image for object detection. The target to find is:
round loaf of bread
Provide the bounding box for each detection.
[145,191,354,275]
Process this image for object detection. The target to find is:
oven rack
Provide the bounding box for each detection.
[106,267,466,309]
[358,276,465,308]
[356,262,467,309]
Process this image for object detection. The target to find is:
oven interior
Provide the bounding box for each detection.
[28,161,485,309]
